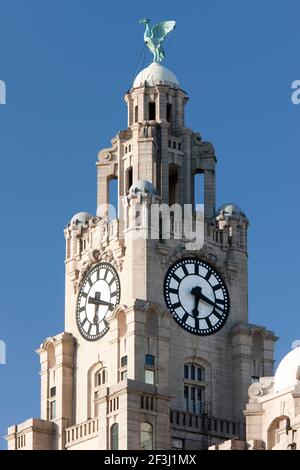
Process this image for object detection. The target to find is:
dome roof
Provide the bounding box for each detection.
[133,63,179,89]
[70,212,93,225]
[216,203,245,218]
[129,179,158,195]
[274,346,300,392]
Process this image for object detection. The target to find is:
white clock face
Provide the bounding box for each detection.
[164,257,230,336]
[76,262,120,341]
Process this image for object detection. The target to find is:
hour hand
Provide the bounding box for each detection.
[88,292,114,310]
[191,286,201,317]
[191,286,216,312]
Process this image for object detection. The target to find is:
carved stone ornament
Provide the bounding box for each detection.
[248,382,264,402]
[73,248,124,294]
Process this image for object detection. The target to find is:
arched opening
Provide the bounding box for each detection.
[125,167,133,194]
[108,176,118,221]
[193,171,204,210]
[167,103,172,123]
[184,362,206,413]
[145,310,158,336]
[118,311,127,337]
[251,332,264,381]
[46,343,56,421]
[267,416,290,450]
[140,422,153,450]
[149,102,156,120]
[47,343,55,369]
[169,164,179,206]
[110,423,119,450]
[87,361,106,418]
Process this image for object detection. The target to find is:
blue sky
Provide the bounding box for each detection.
[0,0,299,448]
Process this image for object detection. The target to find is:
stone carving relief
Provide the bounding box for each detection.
[72,248,124,294]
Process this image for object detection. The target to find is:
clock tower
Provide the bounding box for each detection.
[6,31,277,451]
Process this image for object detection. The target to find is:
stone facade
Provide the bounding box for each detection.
[210,346,300,450]
[6,63,276,450]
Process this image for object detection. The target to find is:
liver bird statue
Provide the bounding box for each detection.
[139,19,176,63]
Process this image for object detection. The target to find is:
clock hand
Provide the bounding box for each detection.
[191,286,201,317]
[88,293,114,308]
[191,286,216,313]
[93,304,99,325]
[90,298,114,307]
[198,291,216,309]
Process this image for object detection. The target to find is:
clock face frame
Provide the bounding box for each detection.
[76,262,120,341]
[164,257,230,336]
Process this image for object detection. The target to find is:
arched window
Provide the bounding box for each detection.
[47,343,56,421]
[108,176,118,221]
[125,166,133,194]
[88,362,107,418]
[145,310,158,336]
[118,311,127,337]
[149,102,156,120]
[184,363,206,414]
[111,423,119,450]
[140,422,153,450]
[267,416,290,450]
[47,343,55,369]
[251,331,264,380]
[169,164,179,206]
[193,171,204,210]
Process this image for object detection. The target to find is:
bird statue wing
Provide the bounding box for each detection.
[151,20,176,45]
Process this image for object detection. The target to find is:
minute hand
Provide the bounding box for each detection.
[88,298,113,307]
[198,291,216,309]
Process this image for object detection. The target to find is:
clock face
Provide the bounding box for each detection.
[164,257,230,336]
[76,262,120,341]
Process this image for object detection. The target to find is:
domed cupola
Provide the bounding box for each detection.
[274,344,300,392]
[133,62,180,89]
[216,203,246,220]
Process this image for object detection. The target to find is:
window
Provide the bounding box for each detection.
[141,395,155,410]
[145,369,155,385]
[121,355,127,367]
[178,142,182,151]
[251,376,259,384]
[108,176,118,221]
[121,370,127,380]
[167,103,172,122]
[140,422,153,450]
[125,166,133,194]
[172,438,184,450]
[50,386,56,398]
[184,363,205,414]
[111,423,119,450]
[120,355,128,381]
[169,164,179,206]
[95,369,106,387]
[145,355,155,366]
[135,105,138,123]
[149,102,156,120]
[193,172,204,210]
[49,400,56,420]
